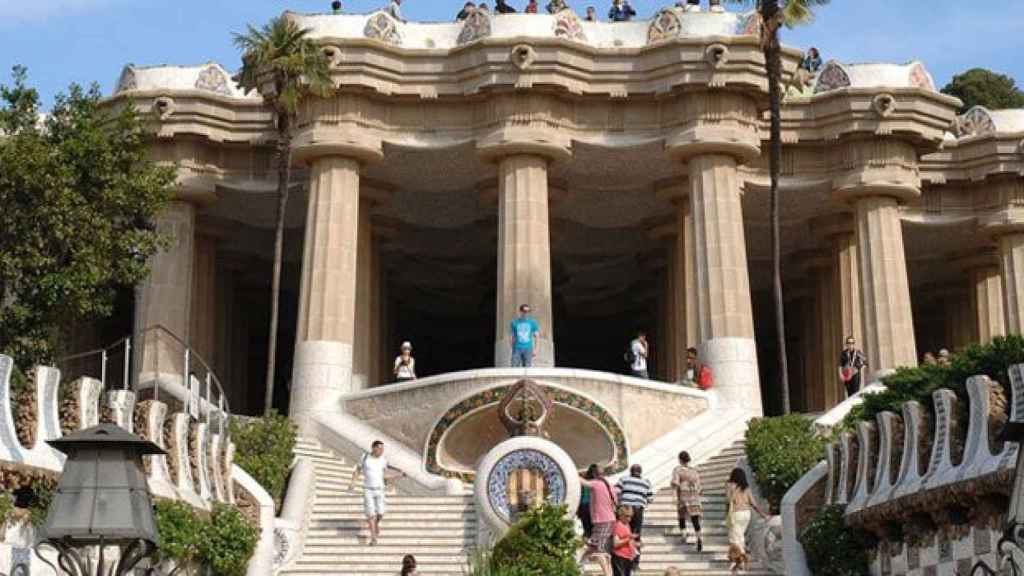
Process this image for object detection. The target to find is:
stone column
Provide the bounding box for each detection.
[687,154,761,413]
[190,233,218,367]
[806,254,840,411]
[135,200,196,377]
[999,232,1024,335]
[967,260,1005,344]
[852,196,918,378]
[291,156,363,431]
[352,203,373,391]
[944,288,974,351]
[494,154,555,367]
[833,230,863,347]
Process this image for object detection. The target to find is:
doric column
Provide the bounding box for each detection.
[135,200,197,377]
[291,156,364,431]
[655,183,699,377]
[942,288,973,351]
[352,203,373,391]
[964,256,1006,344]
[833,230,863,347]
[1000,232,1024,335]
[686,154,760,412]
[852,196,918,376]
[492,154,555,367]
[190,232,218,367]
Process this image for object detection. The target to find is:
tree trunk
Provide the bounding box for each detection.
[763,1,791,414]
[264,113,292,415]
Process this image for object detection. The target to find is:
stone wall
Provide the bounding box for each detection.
[0,354,275,576]
[785,364,1024,575]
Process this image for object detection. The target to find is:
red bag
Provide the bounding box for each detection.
[840,367,856,382]
[698,365,714,390]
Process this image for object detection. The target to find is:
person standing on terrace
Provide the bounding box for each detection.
[608,0,636,21]
[385,0,405,22]
[456,2,476,19]
[496,0,518,13]
[525,0,539,12]
[509,303,540,368]
[331,1,342,14]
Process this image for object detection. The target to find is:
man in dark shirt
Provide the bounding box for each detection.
[496,0,518,13]
[608,0,636,21]
[838,336,867,398]
[457,2,476,19]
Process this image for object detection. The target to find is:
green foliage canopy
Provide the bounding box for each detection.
[941,68,1024,112]
[744,414,827,510]
[0,66,175,368]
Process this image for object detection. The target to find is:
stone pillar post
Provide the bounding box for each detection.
[996,229,1024,336]
[657,188,698,375]
[833,230,863,347]
[352,203,373,391]
[190,233,218,366]
[290,156,364,431]
[135,200,197,377]
[687,154,760,413]
[852,196,918,378]
[493,154,556,367]
[942,288,973,351]
[967,259,1005,344]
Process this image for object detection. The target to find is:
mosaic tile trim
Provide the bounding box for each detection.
[425,382,628,482]
[486,448,567,523]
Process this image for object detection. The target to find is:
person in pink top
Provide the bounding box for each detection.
[579,465,618,576]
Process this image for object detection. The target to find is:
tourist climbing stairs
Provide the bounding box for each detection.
[282,437,772,575]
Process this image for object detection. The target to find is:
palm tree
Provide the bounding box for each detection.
[234,17,334,415]
[727,0,828,414]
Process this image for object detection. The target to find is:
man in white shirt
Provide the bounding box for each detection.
[350,440,404,545]
[385,0,405,22]
[630,330,649,379]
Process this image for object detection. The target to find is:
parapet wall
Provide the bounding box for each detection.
[786,365,1023,575]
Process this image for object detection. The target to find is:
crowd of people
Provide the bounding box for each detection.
[328,0,738,23]
[575,453,766,575]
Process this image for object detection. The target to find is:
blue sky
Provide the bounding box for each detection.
[2,0,1022,108]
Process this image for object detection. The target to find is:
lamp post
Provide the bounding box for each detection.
[35,424,165,576]
[973,420,1024,575]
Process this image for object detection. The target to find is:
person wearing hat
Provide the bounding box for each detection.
[393,342,417,382]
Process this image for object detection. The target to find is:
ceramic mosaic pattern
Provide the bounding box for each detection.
[364,13,403,46]
[116,67,137,93]
[486,448,567,523]
[194,66,231,96]
[553,11,587,43]
[457,11,491,45]
[425,383,628,482]
[814,61,851,94]
[647,9,681,44]
[734,11,760,36]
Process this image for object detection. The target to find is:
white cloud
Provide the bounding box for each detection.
[0,0,113,23]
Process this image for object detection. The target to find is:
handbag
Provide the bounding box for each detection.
[698,365,714,390]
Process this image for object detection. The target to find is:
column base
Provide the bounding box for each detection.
[290,340,353,435]
[699,337,762,416]
[494,338,555,368]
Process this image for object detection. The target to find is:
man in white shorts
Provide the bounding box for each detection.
[351,440,404,545]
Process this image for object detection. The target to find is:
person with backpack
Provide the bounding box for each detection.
[626,330,648,379]
[687,347,714,390]
[580,465,619,576]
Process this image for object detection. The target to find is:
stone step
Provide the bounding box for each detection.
[305,528,478,538]
[310,511,476,521]
[309,519,477,530]
[312,495,474,505]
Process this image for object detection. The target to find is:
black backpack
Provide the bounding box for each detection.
[624,346,636,365]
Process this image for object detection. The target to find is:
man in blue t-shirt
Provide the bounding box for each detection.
[509,303,540,367]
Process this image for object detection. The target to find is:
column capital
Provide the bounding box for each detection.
[291,128,385,166]
[830,139,922,205]
[476,127,572,164]
[951,247,1000,272]
[664,131,760,164]
[980,207,1024,238]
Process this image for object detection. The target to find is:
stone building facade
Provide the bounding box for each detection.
[98,7,1024,426]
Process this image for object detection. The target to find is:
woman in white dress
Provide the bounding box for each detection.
[725,468,767,573]
[393,341,417,382]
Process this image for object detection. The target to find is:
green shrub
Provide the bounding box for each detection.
[154,500,204,569]
[229,411,296,507]
[465,548,532,576]
[800,505,870,576]
[9,365,29,396]
[28,480,54,528]
[842,335,1024,429]
[198,502,258,576]
[0,491,13,527]
[745,414,827,511]
[491,503,581,576]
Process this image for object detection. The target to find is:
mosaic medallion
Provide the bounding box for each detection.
[486,448,567,523]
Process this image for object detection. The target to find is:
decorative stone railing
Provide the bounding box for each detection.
[782,366,1023,575]
[0,355,276,576]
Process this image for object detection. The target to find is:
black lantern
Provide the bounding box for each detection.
[972,420,1024,575]
[37,424,165,576]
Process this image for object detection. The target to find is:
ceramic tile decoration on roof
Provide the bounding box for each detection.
[114,62,260,100]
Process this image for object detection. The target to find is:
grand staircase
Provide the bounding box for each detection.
[281,438,772,576]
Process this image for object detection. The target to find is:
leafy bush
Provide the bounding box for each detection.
[0,491,13,527]
[843,335,1024,428]
[465,548,532,576]
[229,411,296,507]
[198,502,259,576]
[800,505,870,576]
[28,479,54,528]
[745,415,827,511]
[491,503,581,576]
[154,500,204,569]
